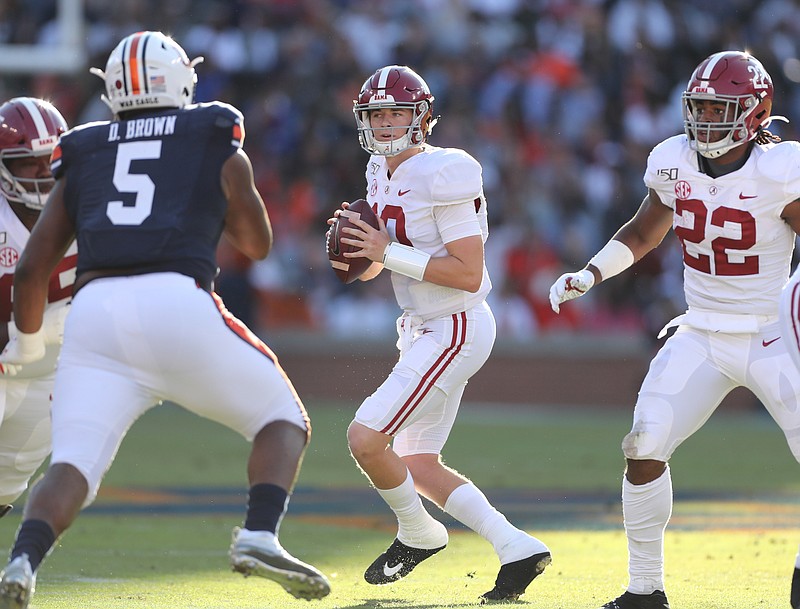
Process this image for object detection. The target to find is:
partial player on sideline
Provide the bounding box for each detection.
[0,31,330,609]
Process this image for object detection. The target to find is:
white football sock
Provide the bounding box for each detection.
[376,470,448,549]
[623,466,672,595]
[795,544,800,569]
[443,482,549,564]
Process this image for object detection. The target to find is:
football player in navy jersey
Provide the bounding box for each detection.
[0,97,72,521]
[0,31,330,608]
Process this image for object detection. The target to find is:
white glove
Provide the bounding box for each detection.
[0,326,46,376]
[549,269,596,314]
[0,361,20,377]
[7,305,69,347]
[42,305,70,345]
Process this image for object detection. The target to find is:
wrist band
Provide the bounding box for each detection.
[382,242,430,281]
[588,239,634,281]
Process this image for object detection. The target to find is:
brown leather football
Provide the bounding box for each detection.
[326,199,380,284]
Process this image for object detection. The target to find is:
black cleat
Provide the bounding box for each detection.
[791,567,800,608]
[364,538,446,585]
[0,506,10,519]
[480,551,551,603]
[600,590,670,608]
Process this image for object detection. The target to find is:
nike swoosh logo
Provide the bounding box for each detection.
[398,189,411,197]
[383,562,403,577]
[762,337,780,347]
[739,193,757,200]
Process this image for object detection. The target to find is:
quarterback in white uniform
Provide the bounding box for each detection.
[0,97,74,517]
[329,65,551,602]
[550,51,800,609]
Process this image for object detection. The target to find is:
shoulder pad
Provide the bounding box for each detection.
[757,141,800,184]
[430,148,482,204]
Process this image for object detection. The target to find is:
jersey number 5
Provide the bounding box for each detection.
[674,199,757,276]
[107,140,162,225]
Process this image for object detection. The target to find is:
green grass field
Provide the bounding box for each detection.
[1,401,798,608]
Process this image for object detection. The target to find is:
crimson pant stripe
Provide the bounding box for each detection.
[381,312,467,435]
[792,282,800,353]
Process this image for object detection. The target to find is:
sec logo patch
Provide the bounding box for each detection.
[0,247,19,267]
[675,180,691,199]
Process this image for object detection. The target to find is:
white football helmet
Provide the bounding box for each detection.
[90,31,204,116]
[0,97,67,210]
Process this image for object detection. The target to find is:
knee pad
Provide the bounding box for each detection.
[622,397,674,460]
[622,428,662,460]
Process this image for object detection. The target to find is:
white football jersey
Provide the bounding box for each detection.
[0,197,77,378]
[363,145,491,320]
[645,135,800,318]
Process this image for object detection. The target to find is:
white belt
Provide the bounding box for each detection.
[658,309,777,338]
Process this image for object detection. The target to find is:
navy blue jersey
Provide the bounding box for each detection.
[52,102,244,289]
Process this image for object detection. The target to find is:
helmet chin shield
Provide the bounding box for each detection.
[353,65,436,156]
[90,31,204,116]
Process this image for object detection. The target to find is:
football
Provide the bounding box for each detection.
[326,198,380,284]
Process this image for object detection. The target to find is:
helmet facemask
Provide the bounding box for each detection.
[354,100,433,156]
[682,90,771,159]
[0,152,55,210]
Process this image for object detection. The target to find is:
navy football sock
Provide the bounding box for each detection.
[11,519,56,571]
[244,483,288,533]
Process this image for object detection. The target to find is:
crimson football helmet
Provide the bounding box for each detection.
[90,31,204,116]
[682,51,777,158]
[0,97,67,210]
[353,65,437,156]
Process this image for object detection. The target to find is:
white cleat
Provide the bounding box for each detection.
[0,555,35,609]
[229,527,330,600]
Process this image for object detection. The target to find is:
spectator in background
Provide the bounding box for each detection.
[3,1,800,340]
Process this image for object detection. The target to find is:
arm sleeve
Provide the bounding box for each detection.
[433,201,482,244]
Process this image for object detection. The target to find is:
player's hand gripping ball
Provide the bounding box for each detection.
[326,199,380,284]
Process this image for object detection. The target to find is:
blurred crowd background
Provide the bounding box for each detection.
[2,0,800,343]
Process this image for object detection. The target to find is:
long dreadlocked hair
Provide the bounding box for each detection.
[755,126,781,145]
